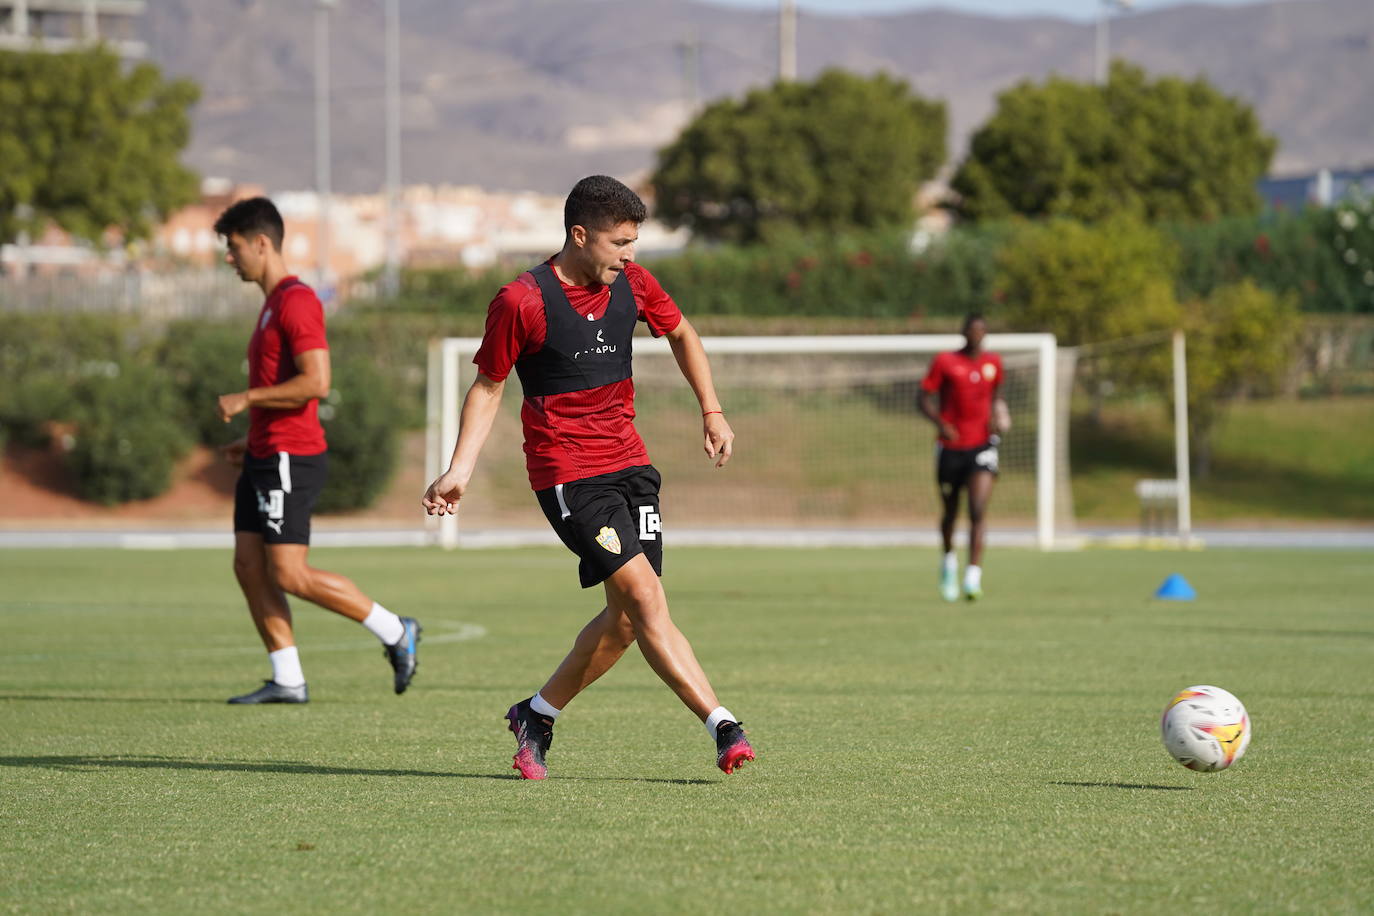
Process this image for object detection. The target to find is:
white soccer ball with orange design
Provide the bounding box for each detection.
[1161,685,1251,772]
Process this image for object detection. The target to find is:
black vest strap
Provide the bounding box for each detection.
[514,263,636,398]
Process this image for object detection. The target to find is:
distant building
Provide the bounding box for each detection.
[4,179,691,287]
[1259,167,1374,211]
[0,0,146,56]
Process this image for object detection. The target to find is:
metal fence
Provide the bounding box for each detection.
[0,270,261,320]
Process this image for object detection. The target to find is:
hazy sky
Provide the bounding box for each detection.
[707,0,1275,21]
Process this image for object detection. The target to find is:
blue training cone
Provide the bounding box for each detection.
[1154,573,1196,601]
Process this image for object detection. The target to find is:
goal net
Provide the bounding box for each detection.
[426,334,1074,549]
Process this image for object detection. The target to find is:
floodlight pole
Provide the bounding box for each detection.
[314,0,336,292]
[1172,330,1193,544]
[1095,2,1107,84]
[382,0,401,298]
[1095,0,1132,85]
[779,0,796,81]
[677,29,701,112]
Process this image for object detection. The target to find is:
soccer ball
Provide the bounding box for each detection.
[1160,685,1251,772]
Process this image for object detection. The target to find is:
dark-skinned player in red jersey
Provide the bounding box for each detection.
[214,197,420,704]
[422,176,754,779]
[918,314,1011,602]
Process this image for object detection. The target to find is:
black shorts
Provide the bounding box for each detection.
[536,465,664,589]
[936,439,999,493]
[233,451,328,545]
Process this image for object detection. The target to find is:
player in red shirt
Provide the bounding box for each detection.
[213,197,420,704]
[422,176,755,778]
[919,314,1010,602]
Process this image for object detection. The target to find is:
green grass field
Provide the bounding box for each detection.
[1072,394,1374,521]
[3,546,1372,913]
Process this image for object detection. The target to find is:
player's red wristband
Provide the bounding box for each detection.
[702,410,723,416]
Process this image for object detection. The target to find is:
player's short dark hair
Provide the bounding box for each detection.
[564,175,647,235]
[962,312,986,332]
[214,197,285,251]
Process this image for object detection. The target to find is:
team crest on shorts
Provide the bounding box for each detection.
[595,526,622,554]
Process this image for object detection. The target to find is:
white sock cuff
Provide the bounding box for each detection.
[362,602,405,646]
[942,551,958,569]
[705,706,736,739]
[530,692,562,719]
[269,646,305,688]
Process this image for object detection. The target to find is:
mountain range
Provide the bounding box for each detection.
[140,0,1374,195]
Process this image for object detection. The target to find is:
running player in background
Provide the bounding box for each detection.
[214,197,420,704]
[421,175,754,779]
[919,314,1010,602]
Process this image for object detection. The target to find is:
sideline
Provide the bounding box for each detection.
[0,527,1371,550]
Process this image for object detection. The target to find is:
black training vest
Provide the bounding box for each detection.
[513,262,636,397]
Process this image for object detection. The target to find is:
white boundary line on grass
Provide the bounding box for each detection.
[1,619,487,663]
[0,527,1371,550]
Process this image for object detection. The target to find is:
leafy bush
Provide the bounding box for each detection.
[643,226,1005,319]
[995,217,1182,344]
[313,351,403,513]
[1169,207,1371,314]
[0,313,139,446]
[156,320,250,447]
[65,361,191,504]
[1185,279,1301,476]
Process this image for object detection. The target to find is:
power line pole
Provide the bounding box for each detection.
[382,0,401,298]
[1095,0,1132,85]
[676,29,700,112]
[779,0,796,81]
[314,0,335,293]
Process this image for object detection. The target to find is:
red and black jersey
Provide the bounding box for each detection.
[246,276,329,458]
[921,349,1004,449]
[473,259,683,490]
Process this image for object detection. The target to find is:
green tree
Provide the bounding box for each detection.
[652,69,946,243]
[1185,280,1300,478]
[995,217,1182,346]
[952,62,1275,224]
[0,46,200,246]
[995,217,1183,418]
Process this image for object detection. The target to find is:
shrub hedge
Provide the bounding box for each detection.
[356,207,1371,321]
[65,361,192,504]
[1,312,403,511]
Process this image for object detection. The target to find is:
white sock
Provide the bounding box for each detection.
[965,565,982,588]
[530,692,562,720]
[705,706,737,740]
[269,646,305,687]
[362,602,405,646]
[942,551,958,573]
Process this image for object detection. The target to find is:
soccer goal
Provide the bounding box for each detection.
[426,333,1074,550]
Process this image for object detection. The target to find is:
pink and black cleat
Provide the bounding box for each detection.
[715,721,755,774]
[506,698,554,780]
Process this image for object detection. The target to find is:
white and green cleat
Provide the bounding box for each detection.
[963,568,983,601]
[939,567,960,603]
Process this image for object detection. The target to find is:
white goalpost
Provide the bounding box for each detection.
[426,333,1073,550]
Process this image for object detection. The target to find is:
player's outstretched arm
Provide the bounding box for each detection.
[665,317,734,468]
[422,372,506,516]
